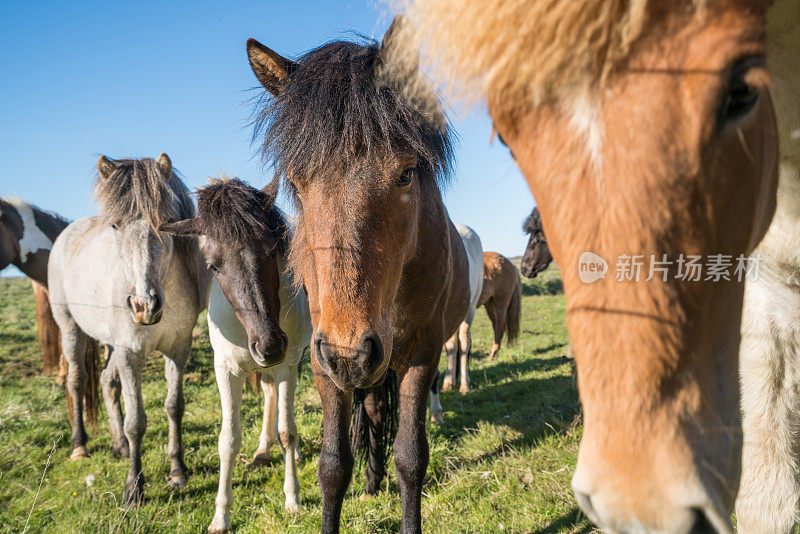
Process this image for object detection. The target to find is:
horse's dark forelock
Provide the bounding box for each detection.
[252,39,454,189]
[93,157,195,228]
[523,207,544,235]
[195,177,289,254]
[93,156,201,288]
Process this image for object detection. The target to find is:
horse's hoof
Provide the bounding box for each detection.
[123,485,145,506]
[207,515,231,534]
[111,443,130,459]
[284,501,301,513]
[430,410,444,425]
[441,380,453,393]
[459,385,470,396]
[247,452,270,469]
[359,492,373,502]
[166,471,189,489]
[488,353,497,361]
[70,446,89,460]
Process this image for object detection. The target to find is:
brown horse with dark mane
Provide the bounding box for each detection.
[520,207,552,279]
[477,251,521,361]
[248,15,468,534]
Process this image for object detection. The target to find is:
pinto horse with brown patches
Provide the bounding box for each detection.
[411,1,782,531]
[247,15,468,534]
[0,197,100,428]
[477,251,521,361]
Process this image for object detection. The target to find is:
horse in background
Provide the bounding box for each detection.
[0,197,100,428]
[440,223,483,395]
[48,153,207,504]
[161,178,312,532]
[410,1,780,531]
[736,2,800,531]
[521,207,552,279]
[477,252,521,361]
[247,15,469,533]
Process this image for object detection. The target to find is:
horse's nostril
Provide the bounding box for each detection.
[688,507,716,534]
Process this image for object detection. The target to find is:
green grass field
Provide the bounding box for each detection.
[0,265,594,533]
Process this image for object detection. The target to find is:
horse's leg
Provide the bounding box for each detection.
[164,343,191,488]
[62,320,89,459]
[116,349,147,504]
[314,362,354,534]
[395,362,436,534]
[362,384,387,498]
[250,372,277,468]
[100,346,129,458]
[484,300,503,361]
[440,332,458,392]
[429,369,443,424]
[209,364,245,534]
[276,356,301,511]
[458,310,475,395]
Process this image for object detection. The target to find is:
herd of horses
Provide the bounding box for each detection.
[1,1,798,533]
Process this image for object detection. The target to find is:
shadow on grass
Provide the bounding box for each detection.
[522,278,563,296]
[533,507,593,534]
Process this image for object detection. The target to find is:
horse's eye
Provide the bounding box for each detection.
[207,264,219,274]
[111,223,118,230]
[397,166,417,187]
[720,61,761,125]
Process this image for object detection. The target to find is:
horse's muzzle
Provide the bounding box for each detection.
[248,333,288,368]
[314,331,386,390]
[127,294,163,325]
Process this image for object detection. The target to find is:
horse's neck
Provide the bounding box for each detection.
[9,203,67,286]
[757,2,800,276]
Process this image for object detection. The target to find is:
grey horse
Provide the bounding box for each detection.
[48,153,208,504]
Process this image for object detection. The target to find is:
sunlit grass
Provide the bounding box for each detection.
[0,266,595,533]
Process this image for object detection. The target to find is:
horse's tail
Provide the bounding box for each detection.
[507,274,522,345]
[350,369,399,472]
[33,281,61,374]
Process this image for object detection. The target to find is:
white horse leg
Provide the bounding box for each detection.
[276,358,301,511]
[441,332,459,392]
[164,343,191,488]
[736,329,800,533]
[100,346,129,458]
[61,320,89,459]
[459,310,475,395]
[116,349,147,504]
[250,373,277,468]
[209,365,244,534]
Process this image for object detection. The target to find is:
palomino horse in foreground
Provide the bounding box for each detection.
[0,197,100,427]
[520,207,552,279]
[477,251,521,361]
[161,178,312,532]
[411,1,781,531]
[48,154,207,503]
[736,2,800,532]
[440,223,483,395]
[247,15,469,533]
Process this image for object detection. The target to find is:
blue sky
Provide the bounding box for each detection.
[0,0,533,277]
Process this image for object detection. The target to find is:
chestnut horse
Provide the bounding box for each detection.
[410,1,781,531]
[247,15,469,534]
[0,197,100,427]
[477,252,521,361]
[160,178,312,532]
[520,207,552,279]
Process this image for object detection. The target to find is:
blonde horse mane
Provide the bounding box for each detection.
[407,0,703,115]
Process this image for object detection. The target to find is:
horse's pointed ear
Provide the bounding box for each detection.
[260,178,280,208]
[247,38,297,96]
[155,153,172,179]
[159,218,202,236]
[377,15,419,81]
[97,155,116,180]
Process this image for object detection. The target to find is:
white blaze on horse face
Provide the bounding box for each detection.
[7,198,53,264]
[117,220,173,299]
